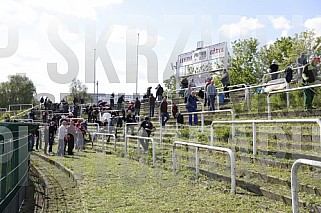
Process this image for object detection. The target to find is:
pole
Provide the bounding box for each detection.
[136,33,139,99]
[93,48,96,104]
[96,81,99,104]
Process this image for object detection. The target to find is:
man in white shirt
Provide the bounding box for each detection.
[57,121,68,156]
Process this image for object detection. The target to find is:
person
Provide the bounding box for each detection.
[35,126,40,150]
[269,60,279,80]
[117,95,125,110]
[134,97,141,117]
[107,115,116,142]
[207,80,217,111]
[44,124,49,155]
[204,78,211,107]
[76,123,85,151]
[186,91,198,126]
[138,117,155,151]
[40,96,44,109]
[297,52,308,82]
[109,93,115,108]
[160,96,170,127]
[67,121,76,155]
[172,103,178,119]
[184,85,192,103]
[221,69,230,99]
[49,121,56,155]
[148,94,156,117]
[126,110,136,135]
[181,78,189,88]
[302,55,319,111]
[190,78,196,87]
[155,84,164,102]
[57,121,68,156]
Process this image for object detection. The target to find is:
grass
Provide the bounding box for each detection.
[41,147,294,212]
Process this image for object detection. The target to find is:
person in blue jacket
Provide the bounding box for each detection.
[186,91,198,126]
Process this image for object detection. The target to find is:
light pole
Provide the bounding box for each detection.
[93,48,96,104]
[96,81,99,104]
[136,33,139,99]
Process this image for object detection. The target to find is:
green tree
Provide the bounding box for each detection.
[66,79,92,104]
[229,38,261,85]
[0,75,36,108]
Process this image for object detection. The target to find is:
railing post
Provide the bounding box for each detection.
[125,135,128,154]
[267,93,272,120]
[137,138,140,158]
[286,82,290,109]
[152,138,155,166]
[245,87,250,111]
[172,144,176,171]
[216,93,220,110]
[160,124,163,145]
[210,123,214,146]
[195,147,199,179]
[291,160,299,213]
[231,110,235,139]
[252,122,257,155]
[201,114,204,133]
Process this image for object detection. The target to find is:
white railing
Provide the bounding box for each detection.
[87,122,100,132]
[210,118,321,155]
[125,135,155,165]
[179,109,235,133]
[92,132,116,151]
[267,83,321,120]
[8,104,33,112]
[124,122,140,139]
[172,141,236,194]
[291,159,321,213]
[262,65,303,83]
[15,119,34,123]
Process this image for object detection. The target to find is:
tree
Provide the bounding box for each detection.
[66,79,92,104]
[164,75,176,91]
[0,75,36,108]
[229,38,261,85]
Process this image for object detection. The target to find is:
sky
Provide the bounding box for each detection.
[0,0,320,102]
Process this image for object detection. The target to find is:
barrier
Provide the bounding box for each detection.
[267,83,321,120]
[179,109,235,133]
[125,135,155,165]
[291,159,321,213]
[172,141,236,194]
[210,118,321,155]
[8,104,33,112]
[92,132,116,151]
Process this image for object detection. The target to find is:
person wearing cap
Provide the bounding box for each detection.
[297,52,307,81]
[302,55,319,111]
[269,60,279,80]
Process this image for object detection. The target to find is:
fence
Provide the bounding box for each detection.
[125,135,156,165]
[92,132,116,151]
[210,118,321,155]
[291,158,321,213]
[267,83,321,120]
[172,141,236,194]
[8,104,33,112]
[0,122,38,212]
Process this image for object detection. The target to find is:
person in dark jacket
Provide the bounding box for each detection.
[149,94,156,117]
[138,116,155,151]
[156,84,164,102]
[221,69,230,99]
[110,93,115,108]
[187,91,198,126]
[160,96,170,127]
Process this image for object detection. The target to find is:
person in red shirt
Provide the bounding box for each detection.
[160,96,170,127]
[148,94,156,117]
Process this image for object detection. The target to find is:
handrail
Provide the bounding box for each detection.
[179,109,235,133]
[267,83,321,119]
[125,135,155,165]
[124,122,139,140]
[87,122,100,132]
[92,132,116,151]
[8,104,33,112]
[210,118,321,155]
[262,65,303,83]
[173,141,236,194]
[291,159,321,213]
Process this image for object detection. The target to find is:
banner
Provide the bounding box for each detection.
[192,48,208,64]
[178,51,193,67]
[208,42,227,60]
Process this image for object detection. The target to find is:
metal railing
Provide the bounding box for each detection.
[267,83,321,120]
[291,159,321,213]
[262,65,303,83]
[172,141,236,194]
[87,122,100,132]
[92,132,116,151]
[210,118,321,155]
[125,135,156,165]
[8,104,33,112]
[124,122,139,139]
[179,109,235,133]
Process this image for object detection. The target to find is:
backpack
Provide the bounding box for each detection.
[198,89,204,99]
[177,113,184,124]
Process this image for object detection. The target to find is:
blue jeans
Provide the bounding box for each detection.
[209,95,215,111]
[188,108,198,125]
[57,139,65,156]
[150,105,155,117]
[161,112,170,127]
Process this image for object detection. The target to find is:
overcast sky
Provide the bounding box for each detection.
[0,0,320,102]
